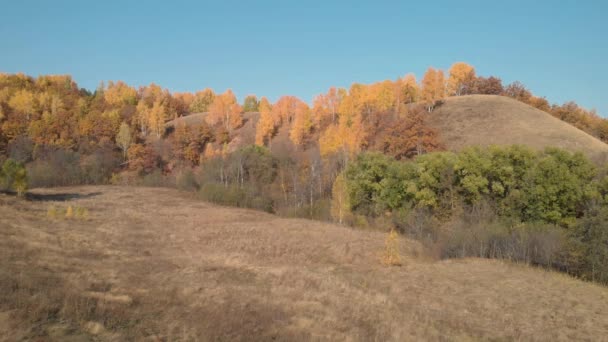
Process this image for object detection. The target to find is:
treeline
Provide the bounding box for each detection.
[337,146,608,284]
[1,70,607,285]
[1,63,606,185]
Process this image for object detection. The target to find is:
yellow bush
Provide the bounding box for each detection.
[382,229,402,266]
[75,207,89,220]
[65,205,74,219]
[47,205,58,219]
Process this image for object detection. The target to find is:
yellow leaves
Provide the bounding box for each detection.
[272,96,298,126]
[255,97,275,146]
[398,73,419,105]
[421,67,446,111]
[381,229,402,266]
[208,89,243,130]
[331,173,351,224]
[368,80,395,113]
[448,62,476,96]
[289,101,313,147]
[190,88,216,113]
[319,112,367,158]
[104,81,137,107]
[149,100,168,137]
[9,89,36,117]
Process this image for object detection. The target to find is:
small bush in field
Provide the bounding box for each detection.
[382,229,402,266]
[65,205,74,219]
[75,207,89,220]
[47,205,59,219]
[110,173,122,185]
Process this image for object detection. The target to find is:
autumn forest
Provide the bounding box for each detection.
[2,62,608,285]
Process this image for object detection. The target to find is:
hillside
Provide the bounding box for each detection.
[166,95,608,160]
[428,95,608,157]
[1,186,608,340]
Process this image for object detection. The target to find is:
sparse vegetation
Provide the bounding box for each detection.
[1,186,608,340]
[381,229,402,266]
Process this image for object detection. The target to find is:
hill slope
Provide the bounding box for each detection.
[1,186,608,340]
[428,95,608,156]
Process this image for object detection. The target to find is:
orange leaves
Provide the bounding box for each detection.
[189,88,215,113]
[421,67,446,111]
[319,111,367,158]
[8,89,36,119]
[381,107,443,159]
[271,96,298,125]
[207,89,243,131]
[104,81,137,107]
[447,62,476,96]
[289,101,313,147]
[255,97,275,147]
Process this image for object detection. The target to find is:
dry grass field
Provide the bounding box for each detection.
[429,95,608,157]
[1,186,608,341]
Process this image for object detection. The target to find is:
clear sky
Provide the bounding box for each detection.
[1,0,606,116]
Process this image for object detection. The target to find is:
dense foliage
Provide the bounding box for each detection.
[1,66,607,285]
[339,147,608,284]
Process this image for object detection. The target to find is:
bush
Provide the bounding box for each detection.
[0,158,28,196]
[198,183,274,213]
[572,207,608,284]
[176,169,199,191]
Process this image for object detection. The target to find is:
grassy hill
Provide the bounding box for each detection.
[1,186,608,340]
[168,95,608,160]
[428,95,608,157]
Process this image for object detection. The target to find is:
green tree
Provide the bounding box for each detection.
[0,159,28,197]
[243,95,260,112]
[522,149,596,225]
[574,207,608,284]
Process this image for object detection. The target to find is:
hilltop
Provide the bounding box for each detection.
[1,186,607,340]
[428,95,608,157]
[167,95,608,158]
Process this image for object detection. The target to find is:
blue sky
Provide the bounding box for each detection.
[1,0,606,115]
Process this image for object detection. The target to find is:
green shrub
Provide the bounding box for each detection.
[0,158,28,196]
[198,183,274,213]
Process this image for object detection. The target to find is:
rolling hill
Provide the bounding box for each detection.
[428,95,608,157]
[1,186,607,340]
[167,95,608,159]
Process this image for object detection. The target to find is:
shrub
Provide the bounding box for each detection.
[198,183,274,213]
[176,169,199,191]
[0,158,28,196]
[573,207,608,284]
[65,206,74,219]
[381,229,402,266]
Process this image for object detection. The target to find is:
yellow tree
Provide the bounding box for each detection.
[289,101,313,147]
[148,100,167,137]
[312,94,329,128]
[8,89,36,120]
[189,88,216,112]
[104,81,137,107]
[313,86,344,127]
[135,101,150,136]
[421,67,446,112]
[330,173,351,224]
[398,73,419,105]
[448,62,476,96]
[207,89,243,130]
[255,97,275,147]
[371,80,395,113]
[271,96,297,125]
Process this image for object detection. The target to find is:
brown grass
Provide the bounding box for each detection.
[1,186,608,340]
[429,95,608,157]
